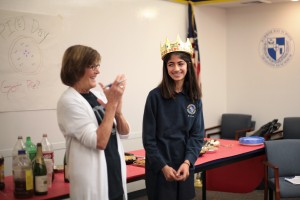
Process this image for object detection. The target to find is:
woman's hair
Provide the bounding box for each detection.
[159,51,202,100]
[60,45,101,86]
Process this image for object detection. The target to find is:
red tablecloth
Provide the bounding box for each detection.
[0,172,69,200]
[129,139,265,193]
[205,155,265,193]
[196,139,265,193]
[1,161,147,199]
[126,149,145,183]
[195,139,264,166]
[1,139,264,199]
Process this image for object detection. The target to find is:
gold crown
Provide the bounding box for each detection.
[160,35,193,60]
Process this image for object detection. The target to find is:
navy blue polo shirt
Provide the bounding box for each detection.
[142,87,204,173]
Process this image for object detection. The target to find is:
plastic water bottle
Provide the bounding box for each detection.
[13,149,34,198]
[41,133,54,182]
[25,136,36,161]
[12,136,25,162]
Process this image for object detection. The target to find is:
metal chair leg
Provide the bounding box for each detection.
[269,189,273,200]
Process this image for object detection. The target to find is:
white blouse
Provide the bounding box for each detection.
[57,87,128,200]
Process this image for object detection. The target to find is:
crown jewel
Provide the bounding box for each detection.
[160,35,193,60]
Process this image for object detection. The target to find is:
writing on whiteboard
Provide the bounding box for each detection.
[0,11,62,111]
[0,16,50,43]
[1,79,41,100]
[0,16,51,75]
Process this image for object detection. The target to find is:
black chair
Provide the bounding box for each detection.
[263,139,300,200]
[206,113,255,140]
[266,117,300,140]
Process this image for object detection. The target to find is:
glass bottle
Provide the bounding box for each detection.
[64,153,69,183]
[32,143,48,195]
[13,150,34,198]
[25,137,36,161]
[0,154,4,190]
[41,133,54,181]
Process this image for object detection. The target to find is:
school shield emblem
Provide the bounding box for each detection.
[267,37,285,61]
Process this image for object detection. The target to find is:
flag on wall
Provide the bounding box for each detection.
[187,2,201,84]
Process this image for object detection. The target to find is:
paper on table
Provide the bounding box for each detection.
[284,176,300,185]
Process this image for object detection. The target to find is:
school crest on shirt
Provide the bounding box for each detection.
[187,104,196,117]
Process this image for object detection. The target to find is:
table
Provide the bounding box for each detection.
[194,139,265,199]
[128,139,265,200]
[0,172,69,200]
[1,139,265,200]
[1,166,146,200]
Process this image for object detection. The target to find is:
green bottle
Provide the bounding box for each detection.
[25,137,36,161]
[32,143,48,195]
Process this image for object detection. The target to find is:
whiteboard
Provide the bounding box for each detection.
[0,10,64,112]
[0,0,187,135]
[0,1,187,113]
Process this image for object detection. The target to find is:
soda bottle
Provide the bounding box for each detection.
[0,154,4,190]
[32,143,48,195]
[25,136,36,161]
[13,150,34,198]
[41,133,54,181]
[12,136,25,162]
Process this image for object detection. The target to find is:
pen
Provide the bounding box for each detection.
[104,79,126,88]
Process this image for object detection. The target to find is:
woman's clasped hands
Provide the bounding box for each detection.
[162,161,190,182]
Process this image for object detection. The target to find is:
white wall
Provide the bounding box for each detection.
[226,2,300,128]
[196,6,227,127]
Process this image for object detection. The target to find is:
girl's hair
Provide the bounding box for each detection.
[159,51,202,100]
[60,45,101,86]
